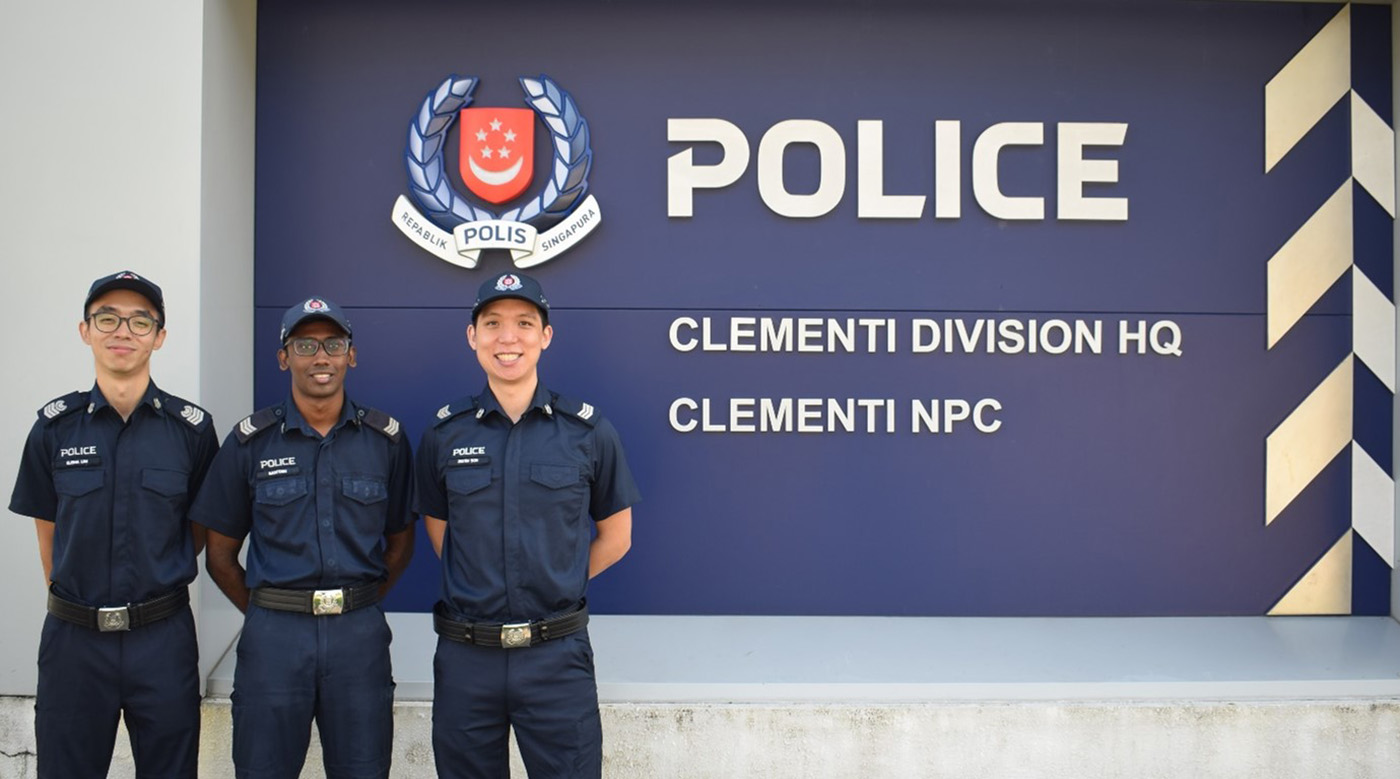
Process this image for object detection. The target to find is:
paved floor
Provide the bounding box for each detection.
[208,614,1400,701]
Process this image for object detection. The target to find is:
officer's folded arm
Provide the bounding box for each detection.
[380,526,416,598]
[190,522,206,557]
[32,518,54,586]
[424,515,447,558]
[589,508,632,579]
[203,526,250,612]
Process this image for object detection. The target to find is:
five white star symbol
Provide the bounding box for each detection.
[473,117,525,163]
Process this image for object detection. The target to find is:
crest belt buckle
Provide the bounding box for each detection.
[312,589,345,616]
[97,606,131,632]
[500,622,532,649]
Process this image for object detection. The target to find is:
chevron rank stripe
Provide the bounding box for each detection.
[238,417,257,438]
[43,400,67,419]
[1262,3,1396,615]
[578,402,594,421]
[180,405,205,427]
[384,417,400,438]
[436,404,451,420]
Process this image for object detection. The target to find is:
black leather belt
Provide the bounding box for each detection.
[434,602,588,649]
[47,586,188,632]
[252,581,381,616]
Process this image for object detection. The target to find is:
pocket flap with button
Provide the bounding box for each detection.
[341,476,388,505]
[54,468,104,497]
[255,477,307,507]
[446,468,492,495]
[530,462,581,490]
[142,468,189,497]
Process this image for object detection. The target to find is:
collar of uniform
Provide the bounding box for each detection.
[86,380,165,416]
[478,382,554,420]
[280,395,362,437]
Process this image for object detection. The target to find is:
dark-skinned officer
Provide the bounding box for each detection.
[416,272,640,778]
[9,270,217,778]
[190,297,414,779]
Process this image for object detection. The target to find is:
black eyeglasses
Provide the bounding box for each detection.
[285,336,351,357]
[87,312,161,336]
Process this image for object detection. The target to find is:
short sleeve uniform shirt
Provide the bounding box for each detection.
[415,383,640,623]
[190,396,413,590]
[9,382,217,606]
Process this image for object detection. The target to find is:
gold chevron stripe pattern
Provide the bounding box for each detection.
[1262,3,1394,615]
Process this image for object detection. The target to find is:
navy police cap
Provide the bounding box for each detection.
[472,272,550,325]
[85,270,165,325]
[280,297,353,343]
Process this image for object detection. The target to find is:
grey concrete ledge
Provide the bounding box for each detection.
[207,614,1400,702]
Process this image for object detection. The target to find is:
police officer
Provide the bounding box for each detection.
[416,272,640,778]
[9,270,217,778]
[190,297,414,779]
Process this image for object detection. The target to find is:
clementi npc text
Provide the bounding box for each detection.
[669,397,1004,434]
[669,316,1183,356]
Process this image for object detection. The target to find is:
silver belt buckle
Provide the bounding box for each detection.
[500,622,532,648]
[97,606,131,632]
[312,589,345,616]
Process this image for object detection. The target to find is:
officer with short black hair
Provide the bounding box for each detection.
[10,270,217,778]
[191,297,415,779]
[417,272,640,778]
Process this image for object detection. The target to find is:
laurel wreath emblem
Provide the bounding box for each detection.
[404,74,592,229]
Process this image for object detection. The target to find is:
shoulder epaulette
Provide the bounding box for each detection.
[358,407,403,442]
[234,406,282,443]
[162,392,211,432]
[432,396,480,427]
[549,394,599,427]
[37,391,87,423]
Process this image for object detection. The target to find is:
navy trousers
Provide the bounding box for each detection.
[432,628,602,778]
[36,606,200,779]
[231,605,395,779]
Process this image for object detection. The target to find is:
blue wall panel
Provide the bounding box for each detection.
[254,0,1390,615]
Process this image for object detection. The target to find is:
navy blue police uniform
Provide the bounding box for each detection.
[416,383,640,778]
[10,381,216,778]
[189,396,412,779]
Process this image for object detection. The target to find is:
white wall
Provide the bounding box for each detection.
[196,0,258,684]
[0,0,255,694]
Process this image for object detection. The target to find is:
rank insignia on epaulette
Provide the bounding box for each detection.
[360,408,402,442]
[550,395,599,426]
[235,407,281,443]
[434,398,479,426]
[179,404,207,428]
[38,392,85,422]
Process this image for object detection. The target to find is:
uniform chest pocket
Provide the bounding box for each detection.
[255,476,307,507]
[529,462,582,490]
[446,467,492,496]
[341,476,388,505]
[141,468,188,497]
[54,468,104,497]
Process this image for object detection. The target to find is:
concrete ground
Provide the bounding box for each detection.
[3,614,1399,777]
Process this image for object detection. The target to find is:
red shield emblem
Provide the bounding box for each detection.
[458,107,535,204]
